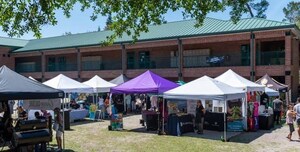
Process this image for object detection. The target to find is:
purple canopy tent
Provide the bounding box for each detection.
[111,70,179,94]
[110,70,179,133]
[256,74,288,92]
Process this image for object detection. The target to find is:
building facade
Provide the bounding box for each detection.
[1,18,300,100]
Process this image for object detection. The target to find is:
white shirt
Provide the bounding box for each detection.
[294,103,300,119]
[98,98,104,106]
[124,95,131,105]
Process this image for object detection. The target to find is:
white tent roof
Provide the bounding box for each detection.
[28,76,37,81]
[43,74,93,93]
[265,87,279,97]
[215,69,265,92]
[164,76,246,101]
[83,75,117,93]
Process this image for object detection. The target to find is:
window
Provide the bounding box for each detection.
[139,51,150,68]
[127,52,135,69]
[241,44,250,66]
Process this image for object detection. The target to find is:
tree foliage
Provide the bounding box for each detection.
[104,13,112,31]
[283,1,300,28]
[0,0,269,44]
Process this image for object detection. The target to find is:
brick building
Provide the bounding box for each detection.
[0,18,300,100]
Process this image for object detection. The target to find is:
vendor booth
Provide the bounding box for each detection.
[256,74,289,105]
[215,69,266,131]
[43,74,94,125]
[110,70,179,131]
[164,76,246,141]
[83,75,116,120]
[0,65,64,151]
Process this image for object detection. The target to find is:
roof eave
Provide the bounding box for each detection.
[11,24,295,53]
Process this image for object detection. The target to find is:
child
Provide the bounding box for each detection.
[286,104,296,141]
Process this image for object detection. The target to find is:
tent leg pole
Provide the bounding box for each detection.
[63,94,66,150]
[224,100,227,142]
[162,98,165,135]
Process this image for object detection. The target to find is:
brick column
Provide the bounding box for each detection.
[250,32,256,81]
[177,38,183,81]
[77,48,81,81]
[41,51,46,82]
[121,44,127,75]
[284,31,293,103]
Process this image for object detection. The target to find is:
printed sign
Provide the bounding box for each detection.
[23,99,61,110]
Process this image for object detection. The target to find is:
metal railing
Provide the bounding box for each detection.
[15,63,41,73]
[127,57,178,69]
[256,51,285,65]
[47,62,77,72]
[82,60,122,71]
[183,54,248,68]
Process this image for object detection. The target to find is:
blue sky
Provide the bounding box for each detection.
[0,0,295,40]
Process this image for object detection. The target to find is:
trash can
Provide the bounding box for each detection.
[61,110,70,130]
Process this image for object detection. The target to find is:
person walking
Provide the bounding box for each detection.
[273,96,283,125]
[286,104,296,141]
[53,107,63,152]
[195,100,205,134]
[293,97,300,139]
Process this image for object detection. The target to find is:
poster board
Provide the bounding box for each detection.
[23,99,61,110]
[227,99,243,131]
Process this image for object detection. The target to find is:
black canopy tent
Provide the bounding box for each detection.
[0,65,64,100]
[256,74,288,92]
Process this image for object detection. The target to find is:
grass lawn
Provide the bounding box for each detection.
[58,120,254,152]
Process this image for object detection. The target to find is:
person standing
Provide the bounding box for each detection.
[124,94,131,113]
[286,104,296,141]
[273,96,283,125]
[293,97,300,139]
[195,100,205,134]
[54,107,63,152]
[17,106,27,120]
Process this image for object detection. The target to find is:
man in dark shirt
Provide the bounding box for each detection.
[273,97,283,125]
[195,100,205,134]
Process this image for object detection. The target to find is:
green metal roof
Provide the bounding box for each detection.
[13,17,294,53]
[0,37,28,48]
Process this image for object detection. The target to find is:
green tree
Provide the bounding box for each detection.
[283,1,300,27]
[104,13,112,30]
[0,0,269,44]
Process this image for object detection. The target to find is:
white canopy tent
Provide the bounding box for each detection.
[215,69,265,92]
[164,76,246,141]
[83,75,117,93]
[43,74,93,150]
[215,69,265,132]
[43,74,93,93]
[28,76,37,81]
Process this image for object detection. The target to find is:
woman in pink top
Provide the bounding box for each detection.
[286,104,296,141]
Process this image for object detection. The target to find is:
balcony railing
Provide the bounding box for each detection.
[15,63,41,73]
[127,57,178,69]
[82,60,122,71]
[256,51,285,65]
[183,54,248,68]
[47,63,77,72]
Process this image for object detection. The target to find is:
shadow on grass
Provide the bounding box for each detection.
[230,123,284,143]
[48,144,75,152]
[127,127,240,141]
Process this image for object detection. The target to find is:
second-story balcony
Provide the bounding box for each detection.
[127,57,178,69]
[82,60,122,71]
[183,54,248,68]
[256,51,285,65]
[15,63,41,73]
[47,62,77,72]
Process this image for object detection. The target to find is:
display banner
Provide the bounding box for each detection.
[23,99,61,110]
[187,100,197,116]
